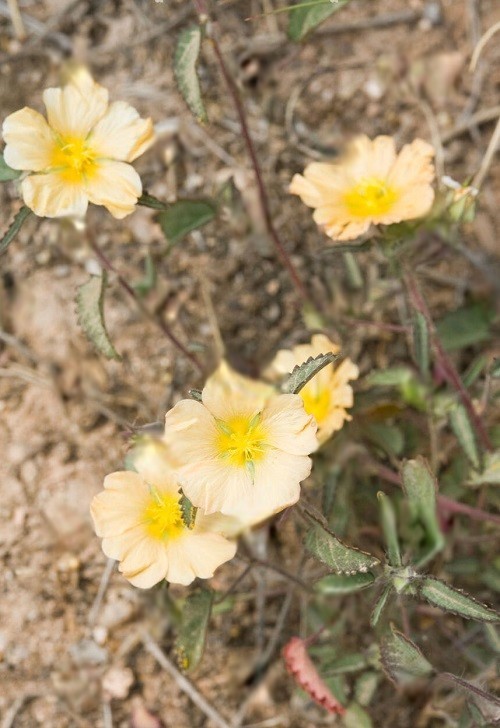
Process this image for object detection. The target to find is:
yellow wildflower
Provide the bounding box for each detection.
[162,373,318,522]
[2,69,154,219]
[290,135,435,241]
[90,444,236,588]
[267,335,359,445]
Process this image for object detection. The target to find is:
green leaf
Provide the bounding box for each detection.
[174,26,207,123]
[133,254,156,296]
[322,653,367,675]
[418,578,500,622]
[436,303,494,351]
[401,457,444,567]
[380,625,434,685]
[137,192,168,210]
[288,0,348,41]
[180,493,197,529]
[366,367,414,388]
[0,153,22,181]
[449,404,480,469]
[0,205,32,255]
[354,671,379,707]
[76,271,121,361]
[189,388,203,402]
[175,589,213,671]
[370,584,392,628]
[343,703,373,728]
[468,450,500,486]
[306,523,380,575]
[281,352,338,395]
[315,572,375,594]
[363,423,404,458]
[377,492,402,568]
[412,311,429,378]
[158,199,216,246]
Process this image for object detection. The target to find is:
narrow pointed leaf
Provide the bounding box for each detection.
[137,192,168,210]
[174,26,207,123]
[412,310,429,378]
[175,589,213,671]
[76,271,121,360]
[322,653,367,675]
[158,199,216,246]
[281,352,338,395]
[370,584,392,628]
[418,578,500,622]
[133,254,156,296]
[401,457,444,565]
[288,0,348,41]
[179,493,197,529]
[0,153,22,181]
[450,404,480,469]
[381,625,434,685]
[315,572,375,594]
[306,524,380,575]
[189,388,203,402]
[0,205,32,255]
[377,492,402,568]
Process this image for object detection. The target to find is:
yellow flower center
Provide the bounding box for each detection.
[50,135,97,183]
[215,414,268,468]
[343,177,398,218]
[143,491,184,541]
[301,386,331,425]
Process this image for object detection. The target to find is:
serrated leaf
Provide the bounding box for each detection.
[377,492,402,568]
[468,450,500,486]
[370,584,392,628]
[137,192,168,210]
[450,404,480,469]
[174,26,207,123]
[0,153,22,181]
[380,625,434,685]
[412,311,429,378]
[401,457,444,567]
[175,589,213,671]
[418,578,500,622]
[315,572,375,595]
[288,0,348,41]
[436,303,494,351]
[281,352,338,395]
[306,524,380,575]
[76,271,121,361]
[158,199,216,246]
[0,205,32,255]
[179,493,197,529]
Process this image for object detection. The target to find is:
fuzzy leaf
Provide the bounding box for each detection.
[189,388,203,402]
[418,578,500,622]
[412,310,429,378]
[449,404,480,469]
[283,637,345,715]
[306,524,380,575]
[175,589,213,671]
[281,352,338,395]
[468,451,500,486]
[76,272,121,360]
[288,0,348,41]
[158,199,216,246]
[401,457,444,566]
[381,625,434,685]
[315,572,375,594]
[0,205,32,255]
[0,153,22,181]
[322,653,367,675]
[137,192,168,210]
[180,493,197,529]
[377,492,402,568]
[370,584,392,628]
[174,26,207,123]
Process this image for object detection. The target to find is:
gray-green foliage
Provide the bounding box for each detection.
[288,0,349,41]
[175,589,213,671]
[306,523,380,575]
[76,271,121,360]
[174,26,208,123]
[281,352,338,394]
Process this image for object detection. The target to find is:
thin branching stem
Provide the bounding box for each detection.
[85,232,204,375]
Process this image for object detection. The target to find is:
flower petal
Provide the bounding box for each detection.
[179,458,251,515]
[90,471,150,538]
[85,160,142,218]
[262,394,318,456]
[164,532,236,585]
[2,108,56,171]
[43,81,108,138]
[130,440,180,495]
[21,172,88,218]
[89,100,155,162]
[163,399,219,467]
[120,539,169,589]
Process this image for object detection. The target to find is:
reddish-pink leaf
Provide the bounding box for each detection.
[283,637,346,715]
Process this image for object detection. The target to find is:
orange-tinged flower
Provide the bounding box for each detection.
[162,372,318,523]
[290,135,435,241]
[267,335,359,445]
[90,443,236,588]
[2,69,155,219]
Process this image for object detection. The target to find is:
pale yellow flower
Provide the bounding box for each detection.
[206,360,275,411]
[290,135,435,241]
[267,335,359,445]
[90,443,237,588]
[162,375,318,522]
[2,69,155,219]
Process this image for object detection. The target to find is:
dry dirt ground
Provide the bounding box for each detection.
[0,0,499,726]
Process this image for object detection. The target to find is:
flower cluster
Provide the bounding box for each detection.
[2,69,154,219]
[91,339,358,588]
